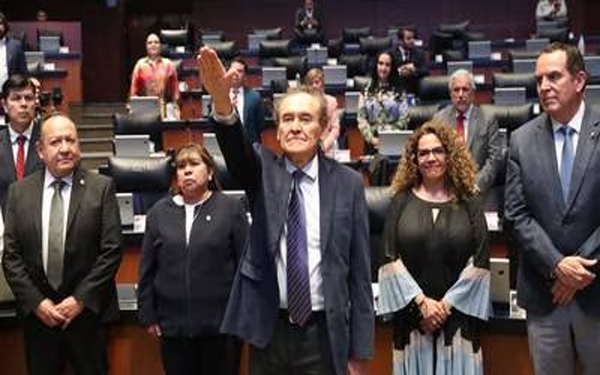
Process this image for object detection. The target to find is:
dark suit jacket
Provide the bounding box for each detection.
[505,104,600,316]
[2,167,122,322]
[434,105,504,191]
[294,7,322,32]
[0,121,44,212]
[242,87,265,144]
[215,119,374,375]
[392,47,429,95]
[5,37,27,76]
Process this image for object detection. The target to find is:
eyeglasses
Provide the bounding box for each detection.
[417,147,446,159]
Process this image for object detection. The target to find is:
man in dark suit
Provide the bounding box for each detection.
[0,12,27,87]
[505,42,600,375]
[229,57,264,144]
[199,46,374,375]
[392,26,429,96]
[2,113,122,375]
[0,74,44,212]
[294,0,323,45]
[434,69,503,192]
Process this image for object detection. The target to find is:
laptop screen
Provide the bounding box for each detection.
[378,130,413,157]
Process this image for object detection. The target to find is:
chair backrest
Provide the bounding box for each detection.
[418,75,451,104]
[107,156,173,193]
[352,75,371,93]
[406,104,441,130]
[493,73,537,98]
[338,54,368,77]
[359,36,392,56]
[113,112,163,151]
[342,27,371,45]
[437,20,470,36]
[480,103,535,140]
[253,27,283,40]
[446,60,473,75]
[259,39,292,60]
[273,56,307,80]
[537,27,569,43]
[160,29,189,51]
[203,40,237,60]
[364,186,393,281]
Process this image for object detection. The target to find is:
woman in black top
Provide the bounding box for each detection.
[138,143,248,375]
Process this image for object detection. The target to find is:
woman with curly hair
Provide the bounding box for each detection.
[377,120,490,375]
[357,51,409,153]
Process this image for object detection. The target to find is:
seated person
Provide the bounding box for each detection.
[294,0,323,45]
[357,51,409,154]
[392,26,429,96]
[536,0,567,21]
[304,68,340,154]
[129,33,180,119]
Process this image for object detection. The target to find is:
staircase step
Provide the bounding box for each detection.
[80,137,114,153]
[78,124,113,139]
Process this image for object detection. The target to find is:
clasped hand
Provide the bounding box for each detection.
[417,295,451,333]
[35,296,84,329]
[551,256,597,306]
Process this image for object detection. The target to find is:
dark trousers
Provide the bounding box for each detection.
[249,311,335,375]
[160,334,241,375]
[23,310,109,375]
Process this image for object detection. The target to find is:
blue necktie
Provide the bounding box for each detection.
[559,125,575,202]
[287,170,312,325]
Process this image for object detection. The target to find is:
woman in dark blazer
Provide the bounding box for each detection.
[137,143,248,375]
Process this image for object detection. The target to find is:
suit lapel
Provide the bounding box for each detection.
[318,156,336,257]
[67,168,85,232]
[1,129,17,181]
[24,120,41,174]
[565,107,600,209]
[30,172,45,268]
[268,156,293,257]
[466,107,478,149]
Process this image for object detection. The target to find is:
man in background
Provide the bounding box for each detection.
[434,69,503,193]
[0,74,43,211]
[0,12,27,88]
[229,57,264,144]
[393,26,429,96]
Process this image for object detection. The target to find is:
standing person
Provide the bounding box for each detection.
[505,42,600,375]
[129,32,180,118]
[357,51,408,153]
[0,74,44,212]
[198,46,374,375]
[378,121,490,375]
[536,0,567,21]
[294,0,323,44]
[2,113,123,375]
[434,69,503,193]
[229,57,265,144]
[392,26,429,96]
[0,12,27,88]
[304,67,340,154]
[138,143,248,375]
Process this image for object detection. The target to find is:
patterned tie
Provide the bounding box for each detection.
[559,125,575,203]
[286,170,312,326]
[15,135,26,180]
[456,111,466,141]
[231,88,239,106]
[47,180,65,289]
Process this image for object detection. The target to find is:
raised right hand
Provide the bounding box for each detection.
[197,46,236,116]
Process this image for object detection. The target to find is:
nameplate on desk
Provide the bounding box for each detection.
[59,46,70,54]
[435,54,443,63]
[175,46,186,54]
[43,62,56,71]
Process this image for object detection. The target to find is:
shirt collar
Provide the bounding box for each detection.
[551,101,585,134]
[455,105,473,120]
[285,153,319,181]
[8,122,34,144]
[44,169,74,189]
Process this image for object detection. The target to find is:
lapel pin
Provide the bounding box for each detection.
[80,179,85,185]
[206,215,211,222]
[591,132,596,140]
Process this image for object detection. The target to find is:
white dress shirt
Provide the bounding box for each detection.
[41,170,73,273]
[230,87,245,124]
[277,155,324,311]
